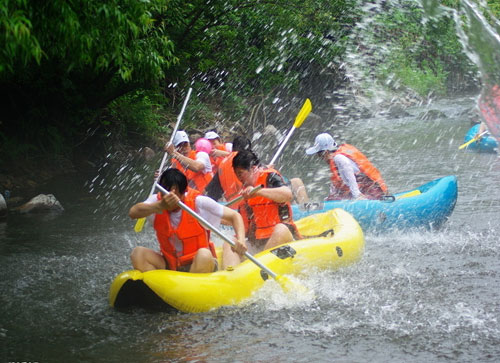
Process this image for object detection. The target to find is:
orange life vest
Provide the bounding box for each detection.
[153,188,216,270]
[328,144,388,200]
[239,168,296,240]
[218,152,243,206]
[210,144,229,174]
[172,150,212,192]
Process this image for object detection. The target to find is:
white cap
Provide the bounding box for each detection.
[305,133,338,155]
[204,131,220,140]
[173,130,189,146]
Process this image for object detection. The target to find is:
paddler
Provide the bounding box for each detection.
[305,133,388,200]
[205,135,310,206]
[128,168,247,272]
[164,130,213,193]
[204,135,252,208]
[204,130,232,174]
[222,150,301,267]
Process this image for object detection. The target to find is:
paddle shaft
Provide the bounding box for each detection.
[149,87,193,194]
[154,183,278,280]
[269,127,297,166]
[268,98,312,166]
[225,185,263,207]
[459,130,488,150]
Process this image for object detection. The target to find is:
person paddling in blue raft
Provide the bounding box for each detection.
[128,168,247,273]
[305,133,388,200]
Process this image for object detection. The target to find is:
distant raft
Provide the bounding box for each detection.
[109,208,364,312]
[463,124,498,153]
[292,175,457,233]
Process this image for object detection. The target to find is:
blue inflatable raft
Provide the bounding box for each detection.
[292,175,457,233]
[463,124,498,153]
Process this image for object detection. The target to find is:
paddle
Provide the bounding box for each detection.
[225,185,263,207]
[458,130,488,150]
[268,98,312,166]
[154,183,303,293]
[223,99,312,207]
[134,87,193,232]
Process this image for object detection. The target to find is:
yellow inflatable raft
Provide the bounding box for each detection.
[109,208,364,312]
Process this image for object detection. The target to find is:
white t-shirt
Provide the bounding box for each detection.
[331,154,362,198]
[195,151,212,174]
[145,193,223,255]
[174,151,212,174]
[145,194,222,227]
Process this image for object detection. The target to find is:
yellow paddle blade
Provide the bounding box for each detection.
[458,130,487,150]
[275,275,312,296]
[396,189,421,200]
[458,137,478,150]
[134,217,146,233]
[293,98,312,128]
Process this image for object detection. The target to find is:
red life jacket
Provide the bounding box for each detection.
[153,188,216,270]
[172,150,212,192]
[328,144,388,199]
[479,85,500,143]
[218,152,243,207]
[239,168,297,240]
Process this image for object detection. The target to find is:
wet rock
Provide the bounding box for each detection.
[418,109,447,121]
[385,104,411,118]
[141,147,155,161]
[263,124,278,136]
[16,194,64,214]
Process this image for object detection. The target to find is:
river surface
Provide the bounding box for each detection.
[1,95,499,362]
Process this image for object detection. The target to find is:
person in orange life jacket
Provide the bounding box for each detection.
[165,130,213,192]
[129,168,247,273]
[305,133,388,200]
[230,150,301,258]
[205,135,309,206]
[204,135,252,207]
[204,131,233,174]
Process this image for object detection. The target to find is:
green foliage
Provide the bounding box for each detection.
[107,91,168,139]
[0,0,42,73]
[380,54,447,97]
[1,0,487,165]
[1,0,179,160]
[163,0,357,96]
[487,0,500,19]
[368,1,477,97]
[1,0,177,81]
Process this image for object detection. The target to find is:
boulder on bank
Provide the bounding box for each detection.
[16,194,64,214]
[141,147,155,161]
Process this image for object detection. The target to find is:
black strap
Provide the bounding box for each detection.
[301,229,334,239]
[380,195,396,202]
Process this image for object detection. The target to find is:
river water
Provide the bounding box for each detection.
[1,94,499,362]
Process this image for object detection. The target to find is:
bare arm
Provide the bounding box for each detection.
[211,149,230,158]
[165,143,205,172]
[129,201,163,219]
[129,193,179,219]
[220,207,247,254]
[172,150,205,172]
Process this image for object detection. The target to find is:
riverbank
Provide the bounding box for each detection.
[0,122,237,208]
[0,136,146,207]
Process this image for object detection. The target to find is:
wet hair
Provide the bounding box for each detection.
[159,168,188,195]
[232,136,252,152]
[232,150,260,170]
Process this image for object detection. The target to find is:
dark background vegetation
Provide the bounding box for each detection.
[1,0,498,189]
